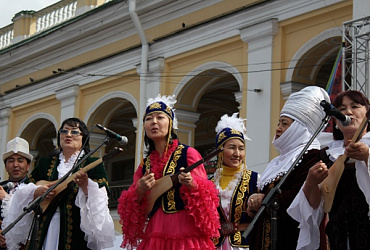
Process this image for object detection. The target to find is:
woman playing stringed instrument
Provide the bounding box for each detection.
[288,90,370,250]
[3,118,115,249]
[212,113,259,249]
[117,95,220,250]
[246,86,330,250]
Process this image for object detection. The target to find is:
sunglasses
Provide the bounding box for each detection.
[59,129,82,136]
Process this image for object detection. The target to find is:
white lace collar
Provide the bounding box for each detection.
[214,164,245,198]
[57,150,84,178]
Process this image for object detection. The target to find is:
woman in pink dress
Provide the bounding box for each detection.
[118,95,220,250]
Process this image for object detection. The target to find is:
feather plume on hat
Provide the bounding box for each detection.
[146,94,177,109]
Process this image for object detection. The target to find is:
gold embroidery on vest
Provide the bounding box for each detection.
[162,145,184,212]
[47,156,57,179]
[164,145,183,176]
[167,188,176,210]
[232,170,252,246]
[145,157,151,172]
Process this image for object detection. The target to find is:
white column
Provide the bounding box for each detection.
[0,107,11,180]
[176,109,200,146]
[240,19,278,172]
[138,57,165,100]
[56,85,79,124]
[136,57,164,164]
[89,132,107,159]
[234,91,243,111]
[131,117,141,168]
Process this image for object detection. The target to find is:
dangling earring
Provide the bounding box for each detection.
[217,152,223,169]
[335,124,339,129]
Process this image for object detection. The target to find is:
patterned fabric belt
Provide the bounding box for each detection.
[220,221,249,236]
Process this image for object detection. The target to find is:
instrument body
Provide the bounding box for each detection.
[36,148,122,213]
[145,148,221,214]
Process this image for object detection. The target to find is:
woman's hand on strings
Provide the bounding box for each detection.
[34,183,55,200]
[345,141,369,162]
[137,169,155,196]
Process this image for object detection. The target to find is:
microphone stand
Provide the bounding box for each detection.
[242,114,331,250]
[1,136,112,249]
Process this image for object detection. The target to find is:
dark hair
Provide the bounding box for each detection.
[144,130,178,157]
[57,117,90,153]
[332,90,370,140]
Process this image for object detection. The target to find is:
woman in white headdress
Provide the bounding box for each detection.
[212,113,259,249]
[246,86,330,250]
[118,95,220,249]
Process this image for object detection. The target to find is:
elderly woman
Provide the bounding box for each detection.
[3,117,114,250]
[212,113,259,249]
[246,86,330,250]
[288,90,370,250]
[118,95,220,249]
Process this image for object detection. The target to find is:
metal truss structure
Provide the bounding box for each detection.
[342,16,370,97]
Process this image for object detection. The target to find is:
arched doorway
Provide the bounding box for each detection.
[20,118,57,171]
[86,97,137,208]
[176,68,241,175]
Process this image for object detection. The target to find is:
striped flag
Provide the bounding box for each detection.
[324,47,343,132]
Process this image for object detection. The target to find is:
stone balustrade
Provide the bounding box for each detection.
[0,0,113,50]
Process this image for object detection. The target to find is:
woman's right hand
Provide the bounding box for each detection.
[305,161,328,187]
[303,161,328,209]
[136,169,155,196]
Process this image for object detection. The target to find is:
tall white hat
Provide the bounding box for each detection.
[2,137,33,162]
[280,86,330,134]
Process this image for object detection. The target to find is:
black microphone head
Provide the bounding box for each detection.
[320,100,332,111]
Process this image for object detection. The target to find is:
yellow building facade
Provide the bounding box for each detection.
[0,0,367,237]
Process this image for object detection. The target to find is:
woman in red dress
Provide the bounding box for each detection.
[118,94,220,250]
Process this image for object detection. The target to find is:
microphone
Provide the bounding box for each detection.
[1,182,15,191]
[320,100,351,126]
[96,124,128,145]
